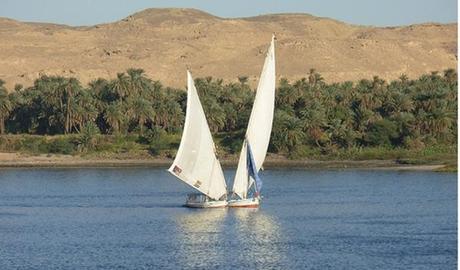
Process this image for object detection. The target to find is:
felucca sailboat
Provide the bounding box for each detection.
[228,35,276,207]
[168,71,228,208]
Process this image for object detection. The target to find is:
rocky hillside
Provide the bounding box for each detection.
[0,8,456,89]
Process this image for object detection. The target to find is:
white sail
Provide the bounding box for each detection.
[168,71,227,200]
[232,36,276,199]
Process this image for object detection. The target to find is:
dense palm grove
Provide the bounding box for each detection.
[0,68,456,158]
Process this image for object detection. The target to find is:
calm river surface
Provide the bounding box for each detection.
[0,168,456,269]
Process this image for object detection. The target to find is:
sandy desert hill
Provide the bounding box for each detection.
[0,8,456,89]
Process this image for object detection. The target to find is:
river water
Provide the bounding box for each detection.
[0,168,456,269]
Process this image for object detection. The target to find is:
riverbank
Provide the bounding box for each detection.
[0,152,453,171]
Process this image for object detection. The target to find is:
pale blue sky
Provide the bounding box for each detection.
[0,0,457,26]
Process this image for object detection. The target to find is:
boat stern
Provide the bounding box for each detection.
[184,193,228,208]
[227,197,260,208]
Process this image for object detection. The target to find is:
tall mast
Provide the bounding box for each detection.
[232,36,276,199]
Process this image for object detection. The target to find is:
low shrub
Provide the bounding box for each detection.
[48,137,76,154]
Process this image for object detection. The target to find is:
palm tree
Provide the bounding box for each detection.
[382,92,414,117]
[111,72,130,100]
[372,75,386,90]
[427,109,455,137]
[327,119,356,148]
[443,68,457,85]
[276,78,301,108]
[76,122,100,152]
[272,110,304,152]
[104,102,124,134]
[399,74,409,84]
[164,99,184,131]
[130,97,155,134]
[73,89,98,132]
[32,75,67,134]
[351,98,382,143]
[0,81,12,134]
[283,116,305,151]
[308,68,316,86]
[14,84,23,92]
[391,112,416,144]
[299,100,328,147]
[88,78,108,95]
[63,78,81,134]
[238,76,249,85]
[308,68,324,88]
[221,102,237,131]
[127,68,152,97]
[203,99,225,132]
[152,99,168,129]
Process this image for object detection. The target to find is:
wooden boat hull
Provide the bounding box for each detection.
[227,197,260,208]
[184,200,228,208]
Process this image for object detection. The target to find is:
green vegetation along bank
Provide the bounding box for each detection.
[0,68,456,168]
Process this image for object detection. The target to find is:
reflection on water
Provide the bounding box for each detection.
[232,208,287,268]
[173,208,287,269]
[174,209,227,269]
